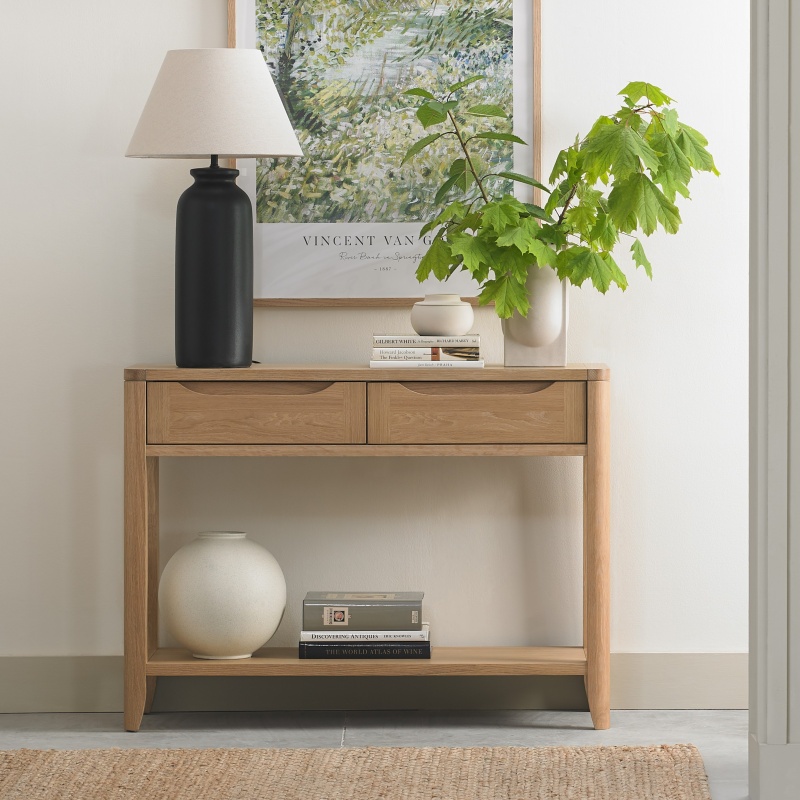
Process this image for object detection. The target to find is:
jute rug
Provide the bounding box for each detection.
[0,744,711,799]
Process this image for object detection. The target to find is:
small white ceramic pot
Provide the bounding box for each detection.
[410,294,474,336]
[159,531,287,659]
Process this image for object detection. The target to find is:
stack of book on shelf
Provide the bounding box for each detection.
[299,591,430,659]
[370,334,483,368]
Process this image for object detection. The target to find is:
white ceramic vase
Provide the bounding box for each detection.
[502,266,568,366]
[159,531,287,659]
[410,294,474,336]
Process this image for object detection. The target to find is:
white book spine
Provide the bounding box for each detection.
[371,349,480,361]
[373,335,480,346]
[369,360,484,368]
[300,624,430,642]
[373,348,435,356]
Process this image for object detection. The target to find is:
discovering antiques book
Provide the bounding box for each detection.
[302,591,423,631]
[298,641,431,659]
[299,623,430,642]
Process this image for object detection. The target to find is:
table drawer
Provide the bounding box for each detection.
[147,382,366,444]
[367,381,586,445]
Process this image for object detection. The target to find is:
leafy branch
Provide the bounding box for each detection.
[401,79,719,318]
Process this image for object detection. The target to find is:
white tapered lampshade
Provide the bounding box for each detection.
[126,49,303,159]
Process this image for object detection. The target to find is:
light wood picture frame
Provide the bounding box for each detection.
[228,0,541,307]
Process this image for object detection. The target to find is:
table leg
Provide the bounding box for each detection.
[145,457,159,713]
[124,380,148,732]
[584,379,610,730]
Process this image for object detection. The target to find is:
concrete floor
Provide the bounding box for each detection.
[0,709,748,799]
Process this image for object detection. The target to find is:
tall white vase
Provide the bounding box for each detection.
[159,531,287,659]
[502,266,568,366]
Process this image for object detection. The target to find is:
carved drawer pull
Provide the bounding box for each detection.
[397,381,555,396]
[178,381,334,396]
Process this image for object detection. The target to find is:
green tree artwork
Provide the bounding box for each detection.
[254,0,515,224]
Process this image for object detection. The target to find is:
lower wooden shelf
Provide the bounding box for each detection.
[146,646,587,677]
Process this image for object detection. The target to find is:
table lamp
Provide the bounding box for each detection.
[126,49,303,368]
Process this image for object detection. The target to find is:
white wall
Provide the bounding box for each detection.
[0,1,748,658]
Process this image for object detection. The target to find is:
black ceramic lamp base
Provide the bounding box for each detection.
[174,157,253,368]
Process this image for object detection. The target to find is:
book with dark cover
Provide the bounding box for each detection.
[302,591,423,631]
[369,359,484,369]
[298,641,431,659]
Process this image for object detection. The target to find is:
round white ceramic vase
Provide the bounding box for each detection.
[159,532,287,659]
[410,294,474,336]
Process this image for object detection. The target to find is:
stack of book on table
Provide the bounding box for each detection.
[299,591,430,659]
[370,334,482,368]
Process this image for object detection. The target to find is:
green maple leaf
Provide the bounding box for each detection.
[496,216,540,252]
[549,149,569,183]
[536,223,568,250]
[589,212,618,251]
[564,204,597,236]
[603,252,629,291]
[545,179,574,216]
[416,234,454,282]
[581,124,661,180]
[577,184,604,208]
[557,247,607,290]
[478,274,529,318]
[649,132,693,200]
[557,247,625,293]
[495,242,536,282]
[676,125,719,174]
[448,232,497,273]
[660,108,680,137]
[616,106,646,133]
[608,173,681,235]
[630,239,653,278]
[481,197,527,233]
[420,201,469,237]
[619,81,673,106]
[450,211,482,235]
[528,239,560,268]
[586,116,616,138]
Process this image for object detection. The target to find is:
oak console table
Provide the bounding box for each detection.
[124,364,610,732]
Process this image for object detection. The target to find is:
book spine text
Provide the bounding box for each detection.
[372,335,480,346]
[302,600,423,631]
[300,626,429,642]
[369,360,484,369]
[371,348,479,361]
[298,641,431,659]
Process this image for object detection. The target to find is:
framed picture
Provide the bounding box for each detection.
[230,0,541,307]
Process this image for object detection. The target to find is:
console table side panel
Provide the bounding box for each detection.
[124,380,149,732]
